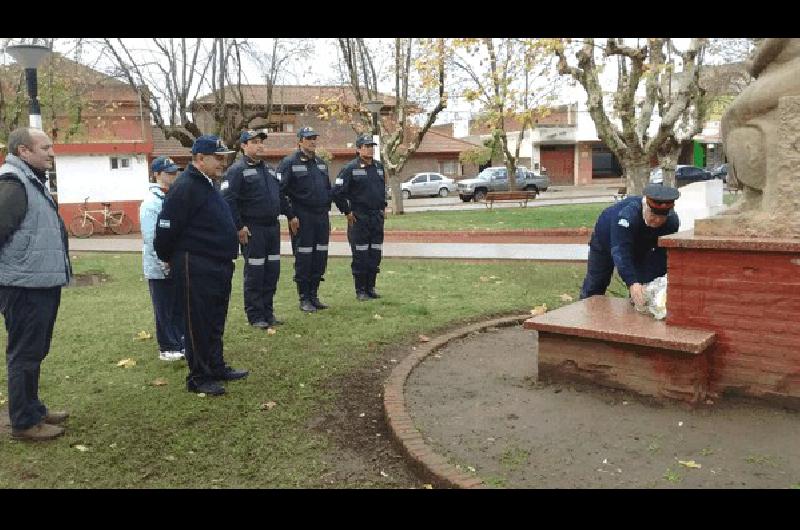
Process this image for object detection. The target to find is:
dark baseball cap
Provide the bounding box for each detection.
[239,129,267,143]
[192,135,235,155]
[356,134,377,147]
[151,156,180,174]
[643,183,680,215]
[297,127,318,139]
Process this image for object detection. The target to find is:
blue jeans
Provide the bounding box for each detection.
[148,278,184,352]
[0,286,61,430]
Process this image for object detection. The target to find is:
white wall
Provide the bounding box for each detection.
[55,154,150,204]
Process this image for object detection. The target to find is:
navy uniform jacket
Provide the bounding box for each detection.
[276,150,332,217]
[220,156,291,229]
[591,196,679,286]
[154,164,238,263]
[332,157,388,214]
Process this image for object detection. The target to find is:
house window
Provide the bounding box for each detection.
[438,160,460,176]
[110,156,131,170]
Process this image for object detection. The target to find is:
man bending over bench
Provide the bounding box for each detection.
[580,184,680,307]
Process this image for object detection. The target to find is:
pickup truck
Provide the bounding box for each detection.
[457,166,550,202]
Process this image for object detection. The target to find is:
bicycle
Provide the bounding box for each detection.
[69,197,133,238]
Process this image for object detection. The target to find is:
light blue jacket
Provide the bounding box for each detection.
[140,185,169,279]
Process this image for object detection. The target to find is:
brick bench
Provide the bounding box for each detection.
[484,190,537,209]
[524,295,716,404]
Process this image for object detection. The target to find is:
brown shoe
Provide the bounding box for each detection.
[11,422,65,442]
[43,410,69,425]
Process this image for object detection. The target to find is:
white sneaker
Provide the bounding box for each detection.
[159,351,184,362]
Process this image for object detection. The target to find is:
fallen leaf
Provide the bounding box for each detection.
[423,484,433,489]
[260,401,277,411]
[151,378,168,387]
[467,466,476,473]
[266,328,277,336]
[559,293,574,302]
[530,304,548,316]
[373,314,382,320]
[386,270,396,274]
[380,471,389,477]
[294,334,302,338]
[133,330,152,341]
[116,358,136,368]
[196,393,206,398]
[359,413,366,418]
[418,334,430,343]
[164,455,176,462]
[479,276,490,282]
[488,275,499,280]
[73,444,89,452]
[109,443,117,448]
[678,460,702,469]
[678,421,684,427]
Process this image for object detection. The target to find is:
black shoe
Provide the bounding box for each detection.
[251,321,270,329]
[214,366,249,382]
[356,291,370,302]
[366,289,381,299]
[266,316,284,326]
[311,297,329,310]
[300,299,317,312]
[187,380,226,396]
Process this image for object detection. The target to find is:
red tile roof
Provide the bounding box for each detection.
[151,126,193,158]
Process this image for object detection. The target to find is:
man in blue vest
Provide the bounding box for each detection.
[140,156,184,361]
[154,135,247,396]
[221,129,296,329]
[0,128,72,441]
[580,183,681,307]
[333,134,388,300]
[277,127,333,313]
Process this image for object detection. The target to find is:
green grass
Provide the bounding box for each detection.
[0,253,584,488]
[328,203,611,232]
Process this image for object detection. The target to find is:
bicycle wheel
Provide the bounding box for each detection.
[69,215,94,238]
[110,212,133,235]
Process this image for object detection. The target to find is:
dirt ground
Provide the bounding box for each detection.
[404,324,800,489]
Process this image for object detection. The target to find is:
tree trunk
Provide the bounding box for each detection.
[388,171,405,215]
[623,158,651,195]
[658,150,680,188]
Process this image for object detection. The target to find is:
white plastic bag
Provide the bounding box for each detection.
[634,275,668,320]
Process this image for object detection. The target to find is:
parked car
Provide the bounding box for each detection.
[457,166,550,202]
[649,165,715,187]
[392,172,458,199]
[710,163,729,182]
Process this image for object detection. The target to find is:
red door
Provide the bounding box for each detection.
[540,145,575,185]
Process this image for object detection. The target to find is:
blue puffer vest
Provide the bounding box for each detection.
[0,155,71,287]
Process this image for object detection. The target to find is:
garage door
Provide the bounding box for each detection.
[540,145,575,185]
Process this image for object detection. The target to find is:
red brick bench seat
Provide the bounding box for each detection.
[524,295,716,404]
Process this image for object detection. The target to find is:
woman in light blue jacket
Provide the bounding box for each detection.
[141,157,184,361]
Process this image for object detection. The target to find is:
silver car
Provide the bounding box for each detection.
[400,172,458,199]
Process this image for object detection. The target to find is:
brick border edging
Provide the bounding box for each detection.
[383,314,530,489]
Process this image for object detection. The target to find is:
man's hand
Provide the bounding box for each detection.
[288,217,300,236]
[238,226,251,245]
[629,282,646,308]
[160,261,171,277]
[346,212,357,227]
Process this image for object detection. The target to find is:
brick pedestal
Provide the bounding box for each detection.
[661,232,800,407]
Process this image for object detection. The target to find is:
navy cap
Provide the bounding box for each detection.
[356,134,377,147]
[643,183,680,215]
[296,127,318,139]
[151,156,180,174]
[191,135,235,155]
[239,129,267,144]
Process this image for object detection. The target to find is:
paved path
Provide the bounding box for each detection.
[68,238,589,261]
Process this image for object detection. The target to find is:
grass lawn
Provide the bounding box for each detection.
[328,203,612,232]
[0,253,587,488]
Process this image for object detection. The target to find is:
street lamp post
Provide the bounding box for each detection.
[4,41,53,130]
[364,99,383,162]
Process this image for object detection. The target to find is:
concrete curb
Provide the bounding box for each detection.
[383,314,530,489]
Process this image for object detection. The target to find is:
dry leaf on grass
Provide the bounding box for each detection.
[559,293,574,302]
[530,304,548,316]
[73,444,89,452]
[479,276,490,282]
[266,328,277,336]
[422,484,433,489]
[151,378,168,387]
[418,334,430,343]
[373,314,383,320]
[116,358,136,368]
[260,401,277,411]
[133,330,152,341]
[678,460,702,469]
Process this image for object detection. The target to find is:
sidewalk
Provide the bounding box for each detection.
[68,238,589,261]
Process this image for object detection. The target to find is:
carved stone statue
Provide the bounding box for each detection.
[695,38,800,238]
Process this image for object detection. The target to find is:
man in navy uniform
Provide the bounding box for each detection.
[580,183,681,307]
[221,129,297,329]
[333,134,387,301]
[154,135,248,396]
[276,127,332,313]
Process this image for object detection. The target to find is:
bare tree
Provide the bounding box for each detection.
[555,38,708,193]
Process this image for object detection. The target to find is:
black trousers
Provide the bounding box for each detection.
[347,210,384,275]
[173,252,234,385]
[148,278,184,352]
[241,223,281,323]
[290,207,330,285]
[0,286,61,430]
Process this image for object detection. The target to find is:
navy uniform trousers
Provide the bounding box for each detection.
[290,206,330,292]
[0,286,61,431]
[173,251,234,385]
[241,223,281,324]
[348,210,384,275]
[579,241,668,299]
